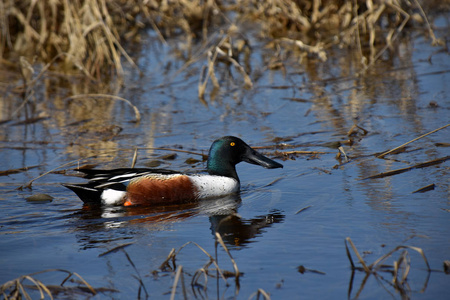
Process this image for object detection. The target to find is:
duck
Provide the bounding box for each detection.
[63,136,283,206]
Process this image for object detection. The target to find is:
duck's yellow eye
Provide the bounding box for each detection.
[230,142,235,146]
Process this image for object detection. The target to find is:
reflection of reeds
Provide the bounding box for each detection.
[62,94,141,123]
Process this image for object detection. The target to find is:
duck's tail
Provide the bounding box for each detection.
[62,183,103,204]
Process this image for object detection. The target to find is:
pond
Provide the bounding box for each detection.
[0,16,449,300]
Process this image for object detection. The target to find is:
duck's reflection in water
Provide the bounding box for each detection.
[73,193,285,249]
[210,211,284,249]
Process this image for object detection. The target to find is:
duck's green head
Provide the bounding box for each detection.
[206,136,283,181]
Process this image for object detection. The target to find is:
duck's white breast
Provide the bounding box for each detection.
[188,175,239,199]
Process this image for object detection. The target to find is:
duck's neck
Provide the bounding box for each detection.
[207,161,240,182]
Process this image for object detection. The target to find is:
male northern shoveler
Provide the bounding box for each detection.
[63,136,283,206]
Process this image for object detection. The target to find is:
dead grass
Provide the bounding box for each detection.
[1,235,440,298]
[156,235,239,286]
[360,155,450,180]
[236,0,444,67]
[94,224,248,298]
[345,237,432,299]
[1,0,446,108]
[152,232,274,299]
[1,0,142,78]
[1,0,444,80]
[377,124,450,158]
[0,269,100,299]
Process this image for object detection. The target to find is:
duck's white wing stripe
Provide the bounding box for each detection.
[109,173,138,180]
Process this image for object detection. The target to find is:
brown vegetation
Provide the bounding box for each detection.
[1,0,445,79]
[345,237,432,299]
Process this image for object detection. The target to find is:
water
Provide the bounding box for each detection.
[0,26,449,299]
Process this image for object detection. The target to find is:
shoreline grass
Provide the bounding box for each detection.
[1,0,446,80]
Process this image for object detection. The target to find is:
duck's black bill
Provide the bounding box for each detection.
[243,148,283,169]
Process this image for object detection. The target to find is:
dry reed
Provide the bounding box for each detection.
[236,0,443,67]
[248,288,271,300]
[360,155,450,180]
[345,237,431,298]
[1,0,142,78]
[1,0,445,106]
[377,124,449,158]
[155,232,247,298]
[0,269,97,299]
[1,0,443,80]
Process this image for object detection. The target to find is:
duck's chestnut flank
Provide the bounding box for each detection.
[124,174,196,206]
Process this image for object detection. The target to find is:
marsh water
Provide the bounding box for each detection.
[1,19,449,299]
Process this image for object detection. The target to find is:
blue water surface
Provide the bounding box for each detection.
[0,27,449,299]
